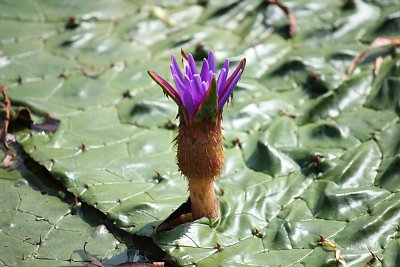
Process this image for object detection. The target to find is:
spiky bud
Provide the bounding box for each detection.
[177,120,223,179]
[148,50,245,220]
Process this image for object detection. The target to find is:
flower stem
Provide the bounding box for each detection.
[188,177,218,219]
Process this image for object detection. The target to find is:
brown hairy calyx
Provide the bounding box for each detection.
[177,120,223,219]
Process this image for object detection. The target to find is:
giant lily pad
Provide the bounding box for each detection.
[1,0,400,266]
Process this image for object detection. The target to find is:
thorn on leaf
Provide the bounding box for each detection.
[232,137,242,148]
[123,90,132,98]
[67,255,73,262]
[309,73,320,82]
[65,16,80,29]
[154,171,164,183]
[367,206,373,215]
[252,228,263,238]
[36,235,42,246]
[79,143,86,152]
[370,131,377,141]
[165,119,177,130]
[58,71,67,79]
[313,155,322,164]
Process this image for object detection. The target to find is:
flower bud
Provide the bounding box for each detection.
[177,120,223,179]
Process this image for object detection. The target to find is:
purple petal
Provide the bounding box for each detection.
[217,59,229,94]
[185,65,193,79]
[220,59,245,97]
[217,68,227,96]
[193,74,204,102]
[208,70,214,85]
[170,65,184,89]
[208,50,216,74]
[201,81,208,93]
[173,74,187,97]
[188,54,198,76]
[171,55,184,81]
[218,69,243,111]
[183,94,195,117]
[222,58,230,72]
[184,73,199,106]
[174,74,195,116]
[183,75,192,94]
[200,59,209,82]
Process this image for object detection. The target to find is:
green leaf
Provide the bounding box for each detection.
[2,0,400,266]
[0,153,128,266]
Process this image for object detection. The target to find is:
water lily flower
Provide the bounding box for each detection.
[148,50,246,221]
[148,50,246,126]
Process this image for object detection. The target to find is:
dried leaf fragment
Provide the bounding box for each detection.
[0,85,13,167]
[150,6,175,27]
[347,37,400,76]
[267,0,297,38]
[318,238,347,267]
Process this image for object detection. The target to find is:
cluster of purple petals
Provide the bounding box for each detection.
[169,50,243,119]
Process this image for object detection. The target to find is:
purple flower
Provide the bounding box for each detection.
[148,50,246,125]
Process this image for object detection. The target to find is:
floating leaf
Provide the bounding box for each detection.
[1,1,399,266]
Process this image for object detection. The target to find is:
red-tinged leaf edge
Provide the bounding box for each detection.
[347,37,400,76]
